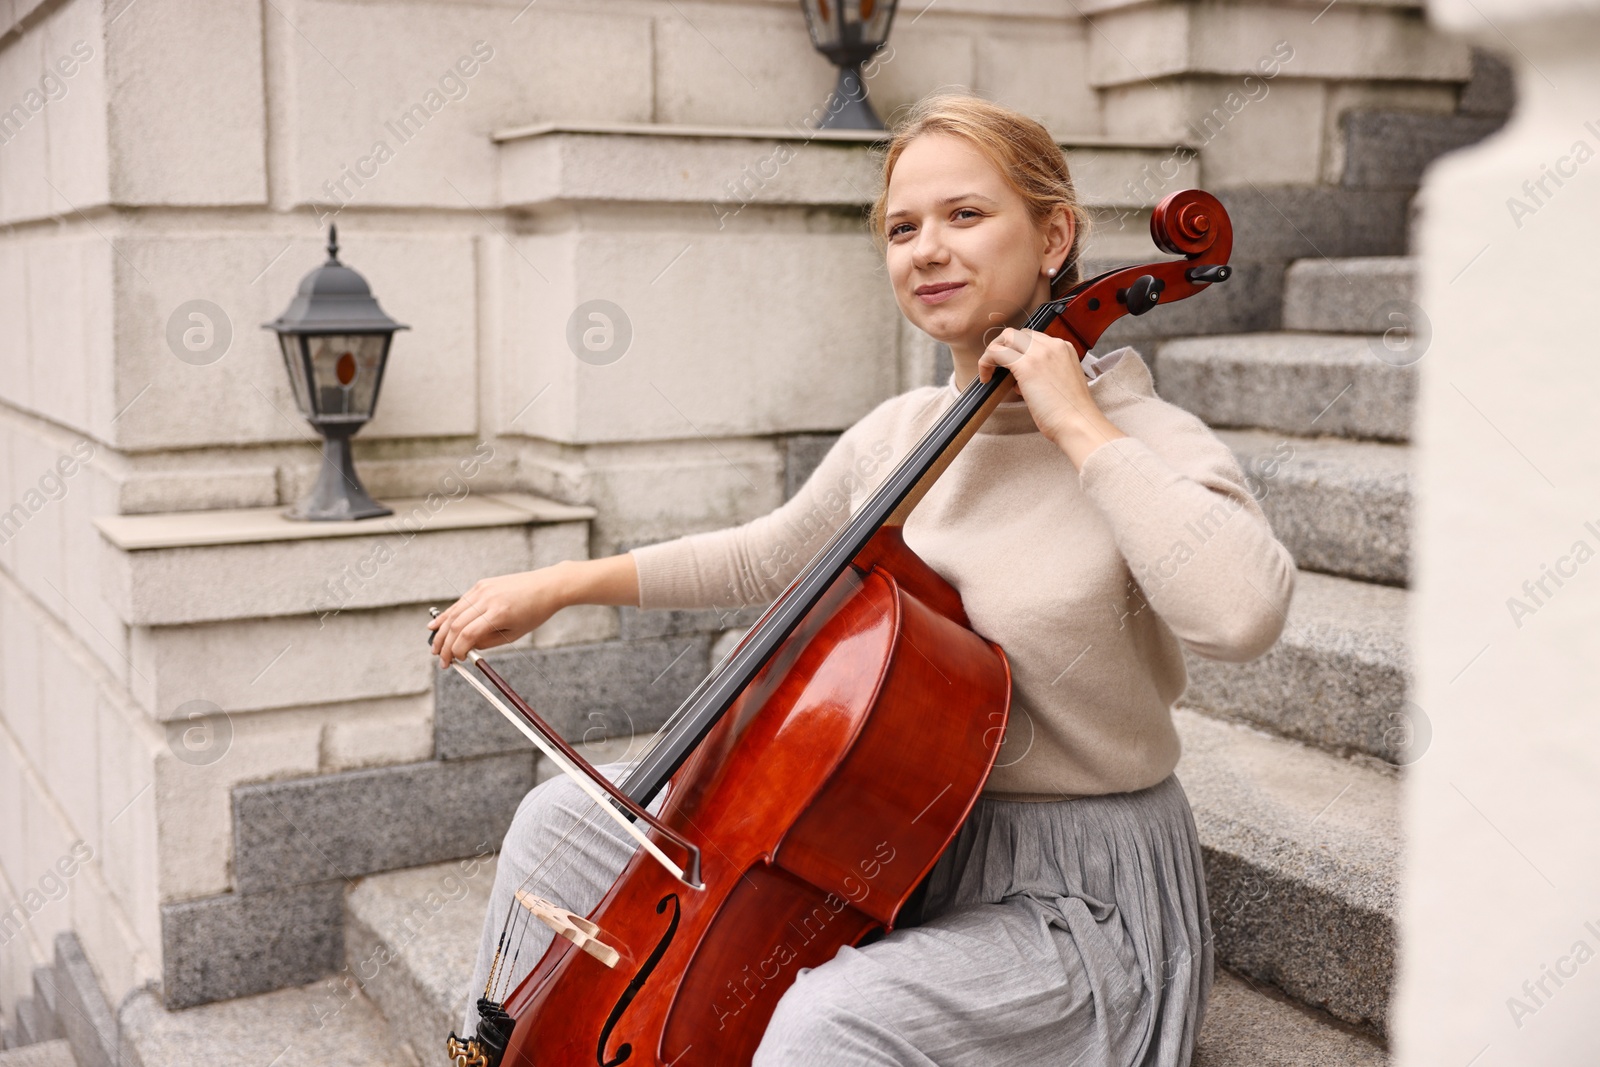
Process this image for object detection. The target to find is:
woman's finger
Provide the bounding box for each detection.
[979,331,1025,379]
[429,598,470,654]
[431,577,491,629]
[438,601,489,665]
[450,610,515,661]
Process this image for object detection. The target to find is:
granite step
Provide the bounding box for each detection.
[1282,257,1418,335]
[1195,971,1387,1066]
[0,1042,75,1067]
[118,981,419,1067]
[1183,570,1412,765]
[350,799,1395,1061]
[343,857,493,1066]
[8,999,56,1050]
[1156,333,1416,442]
[1220,429,1410,585]
[1174,707,1399,1036]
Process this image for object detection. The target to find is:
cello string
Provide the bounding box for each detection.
[488,743,656,997]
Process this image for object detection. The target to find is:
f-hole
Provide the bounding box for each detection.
[598,893,681,1066]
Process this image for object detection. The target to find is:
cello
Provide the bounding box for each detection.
[441,188,1234,1067]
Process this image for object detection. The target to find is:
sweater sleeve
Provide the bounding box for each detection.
[628,403,906,612]
[1076,420,1296,662]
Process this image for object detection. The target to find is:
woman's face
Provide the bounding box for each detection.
[882,133,1069,358]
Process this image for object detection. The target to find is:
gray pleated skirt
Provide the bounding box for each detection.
[465,769,1213,1066]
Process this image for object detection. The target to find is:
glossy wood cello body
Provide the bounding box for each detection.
[446,189,1234,1067]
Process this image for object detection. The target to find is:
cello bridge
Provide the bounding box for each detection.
[515,889,621,968]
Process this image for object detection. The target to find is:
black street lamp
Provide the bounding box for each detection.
[264,225,408,521]
[800,0,898,130]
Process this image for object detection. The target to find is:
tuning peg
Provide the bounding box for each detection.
[1118,275,1165,316]
[1186,264,1232,284]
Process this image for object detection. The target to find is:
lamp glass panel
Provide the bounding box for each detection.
[855,0,893,45]
[308,333,386,418]
[277,334,315,418]
[800,0,840,48]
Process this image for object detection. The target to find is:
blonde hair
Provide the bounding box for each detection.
[868,94,1093,290]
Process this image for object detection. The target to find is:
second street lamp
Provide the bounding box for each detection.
[800,0,899,130]
[264,225,409,521]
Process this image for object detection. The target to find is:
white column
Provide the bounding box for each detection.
[1403,2,1600,1062]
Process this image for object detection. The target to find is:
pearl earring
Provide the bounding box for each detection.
[1047,267,1057,277]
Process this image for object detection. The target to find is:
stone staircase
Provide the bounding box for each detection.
[1159,253,1425,1054]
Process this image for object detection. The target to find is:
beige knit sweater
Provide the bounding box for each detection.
[629,347,1297,799]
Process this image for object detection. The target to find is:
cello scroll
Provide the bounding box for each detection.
[1040,188,1233,352]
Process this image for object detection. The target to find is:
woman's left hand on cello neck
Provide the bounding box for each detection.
[976,325,1129,472]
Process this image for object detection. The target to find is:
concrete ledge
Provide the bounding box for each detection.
[100,503,591,626]
[1088,1,1469,88]
[1176,709,1398,1034]
[1195,970,1388,1066]
[1220,429,1411,584]
[159,882,344,1010]
[1283,257,1418,335]
[231,754,535,894]
[1157,333,1417,442]
[94,492,594,551]
[498,124,1198,212]
[120,979,414,1067]
[1184,570,1411,763]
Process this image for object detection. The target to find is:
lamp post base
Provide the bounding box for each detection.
[287,431,392,521]
[817,63,883,130]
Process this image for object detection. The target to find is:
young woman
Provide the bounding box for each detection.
[429,93,1296,1066]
